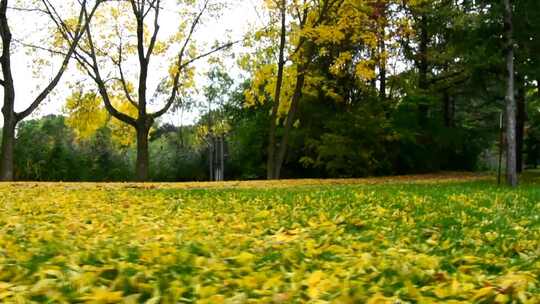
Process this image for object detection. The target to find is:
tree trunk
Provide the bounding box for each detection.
[417,13,430,126]
[503,0,518,187]
[379,27,386,100]
[443,90,455,128]
[370,47,377,89]
[0,85,16,181]
[220,135,225,180]
[267,0,287,180]
[274,64,307,178]
[0,117,16,181]
[208,136,214,181]
[0,0,16,181]
[207,101,213,181]
[135,124,150,182]
[516,76,525,173]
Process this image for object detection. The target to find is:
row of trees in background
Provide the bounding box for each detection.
[1,0,539,185]
[7,115,207,181]
[4,73,540,182]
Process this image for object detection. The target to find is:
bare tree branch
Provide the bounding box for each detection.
[150,40,238,119]
[12,38,67,56]
[113,32,138,107]
[16,0,100,121]
[7,6,47,14]
[179,40,238,70]
[145,0,160,60]
[149,0,210,119]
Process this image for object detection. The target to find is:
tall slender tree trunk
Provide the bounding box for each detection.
[370,47,377,89]
[379,28,386,100]
[374,0,387,101]
[503,0,518,187]
[516,76,526,173]
[267,0,287,180]
[220,135,225,180]
[135,124,151,181]
[443,90,455,128]
[417,13,430,126]
[0,0,16,181]
[208,136,214,181]
[213,140,217,181]
[207,97,214,181]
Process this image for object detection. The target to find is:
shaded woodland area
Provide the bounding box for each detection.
[1,0,540,185]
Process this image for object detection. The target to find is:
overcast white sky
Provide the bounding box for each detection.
[1,0,264,127]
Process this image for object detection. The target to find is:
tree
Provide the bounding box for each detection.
[202,65,232,181]
[513,0,540,173]
[0,0,98,181]
[265,0,287,180]
[503,0,517,186]
[246,0,375,179]
[55,0,235,181]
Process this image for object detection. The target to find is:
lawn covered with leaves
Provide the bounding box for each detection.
[0,173,539,303]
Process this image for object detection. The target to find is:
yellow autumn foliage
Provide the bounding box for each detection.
[244,0,380,114]
[64,89,138,148]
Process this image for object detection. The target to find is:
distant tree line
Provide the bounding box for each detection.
[2,81,539,181]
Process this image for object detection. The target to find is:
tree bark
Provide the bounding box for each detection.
[379,27,386,100]
[443,90,455,128]
[219,135,225,181]
[417,13,430,126]
[208,136,214,181]
[274,64,307,178]
[516,75,526,173]
[135,123,151,181]
[0,119,16,181]
[370,48,377,89]
[207,96,214,181]
[267,0,287,180]
[0,0,16,181]
[503,0,518,187]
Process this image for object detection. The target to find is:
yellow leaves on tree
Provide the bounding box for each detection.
[244,64,296,117]
[64,90,137,147]
[65,91,108,140]
[244,0,379,112]
[355,60,377,81]
[109,99,138,147]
